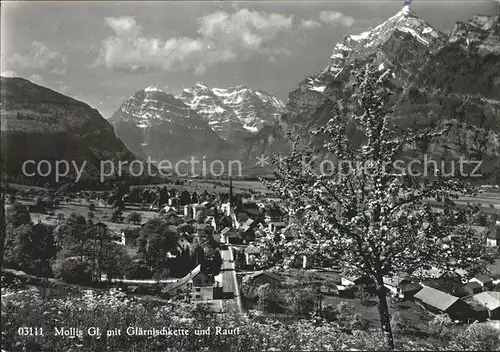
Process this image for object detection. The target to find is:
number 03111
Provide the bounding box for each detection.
[17,327,44,336]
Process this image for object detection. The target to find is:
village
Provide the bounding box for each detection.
[5,178,500,331]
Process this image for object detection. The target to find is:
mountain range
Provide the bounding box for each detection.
[178,82,286,142]
[109,83,286,169]
[282,8,499,181]
[1,8,498,182]
[109,86,229,163]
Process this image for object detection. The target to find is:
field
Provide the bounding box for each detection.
[19,198,158,236]
[132,179,273,196]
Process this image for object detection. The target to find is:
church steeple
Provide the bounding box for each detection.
[229,176,233,210]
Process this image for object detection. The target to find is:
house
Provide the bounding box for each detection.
[341,274,360,287]
[341,274,376,295]
[116,228,140,246]
[162,265,213,301]
[193,204,207,220]
[240,218,255,232]
[414,286,470,321]
[124,285,141,294]
[320,283,339,296]
[240,200,261,218]
[337,285,356,298]
[168,197,180,208]
[461,297,490,322]
[383,276,422,299]
[191,286,215,301]
[486,225,500,248]
[472,291,500,319]
[244,271,285,288]
[176,236,191,251]
[412,267,444,280]
[112,231,126,245]
[399,282,423,300]
[221,203,231,217]
[462,281,483,296]
[383,276,411,296]
[205,216,217,231]
[240,219,257,242]
[487,259,500,287]
[423,278,469,298]
[244,245,261,266]
[183,204,194,219]
[268,221,286,234]
[469,274,494,289]
[220,227,242,244]
[160,205,179,216]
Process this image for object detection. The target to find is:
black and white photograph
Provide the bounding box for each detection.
[1,0,499,350]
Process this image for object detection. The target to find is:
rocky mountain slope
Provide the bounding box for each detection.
[110,86,230,164]
[278,7,499,182]
[177,83,285,142]
[0,77,137,185]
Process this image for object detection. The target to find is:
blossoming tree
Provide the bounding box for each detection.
[258,65,491,349]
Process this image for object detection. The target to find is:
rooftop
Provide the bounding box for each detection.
[473,291,500,311]
[246,270,285,282]
[414,286,459,312]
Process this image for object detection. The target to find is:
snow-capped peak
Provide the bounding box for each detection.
[349,31,371,41]
[313,5,444,93]
[144,86,164,93]
[401,5,411,17]
[195,82,208,89]
[176,82,286,140]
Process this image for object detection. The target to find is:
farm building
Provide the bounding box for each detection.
[383,276,421,299]
[469,274,494,289]
[462,281,483,295]
[341,274,376,295]
[244,271,285,288]
[472,291,500,319]
[461,297,490,322]
[398,282,423,300]
[414,286,478,321]
[423,278,469,298]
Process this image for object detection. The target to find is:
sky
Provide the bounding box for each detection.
[1,0,498,118]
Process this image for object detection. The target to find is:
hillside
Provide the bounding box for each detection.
[0,77,137,185]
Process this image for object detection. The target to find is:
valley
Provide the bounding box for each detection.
[1,1,499,351]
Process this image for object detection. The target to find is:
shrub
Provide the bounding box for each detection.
[453,323,500,351]
[8,194,16,204]
[88,202,96,211]
[41,196,53,209]
[33,197,45,213]
[52,258,92,284]
[6,202,31,227]
[428,314,453,338]
[111,209,123,223]
[285,286,316,316]
[390,311,413,333]
[124,262,152,279]
[127,212,142,225]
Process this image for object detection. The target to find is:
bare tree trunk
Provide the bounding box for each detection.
[376,282,394,350]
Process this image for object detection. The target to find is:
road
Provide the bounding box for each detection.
[220,246,243,314]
